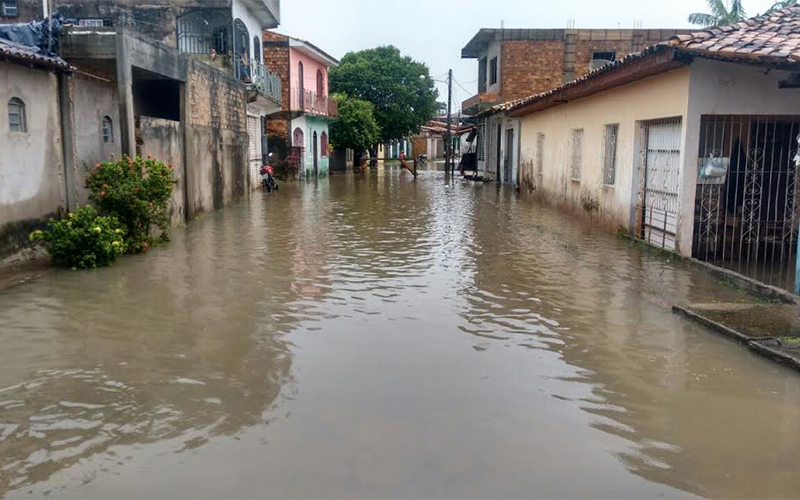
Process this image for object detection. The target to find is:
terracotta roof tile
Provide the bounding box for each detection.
[0,38,70,71]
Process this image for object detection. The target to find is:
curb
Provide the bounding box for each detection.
[673,305,800,372]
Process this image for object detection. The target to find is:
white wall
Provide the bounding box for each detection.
[232,0,264,64]
[678,58,800,255]
[477,39,502,95]
[518,67,691,233]
[480,113,520,185]
[73,77,120,205]
[0,62,64,254]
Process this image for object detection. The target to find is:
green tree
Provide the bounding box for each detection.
[767,0,797,12]
[329,93,380,166]
[330,46,438,145]
[688,0,746,26]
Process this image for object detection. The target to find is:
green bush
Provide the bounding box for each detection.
[30,206,127,269]
[86,155,175,253]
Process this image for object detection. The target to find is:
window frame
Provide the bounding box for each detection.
[536,132,545,177]
[570,128,583,182]
[8,97,26,133]
[602,123,619,186]
[489,56,498,86]
[102,115,114,144]
[320,131,328,157]
[1,0,18,17]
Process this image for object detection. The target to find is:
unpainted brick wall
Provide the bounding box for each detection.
[501,41,564,101]
[263,31,291,112]
[188,61,246,134]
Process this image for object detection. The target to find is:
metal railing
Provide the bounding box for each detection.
[291,88,337,117]
[248,59,282,103]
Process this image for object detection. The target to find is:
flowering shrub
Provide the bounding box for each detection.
[30,206,127,269]
[86,155,175,252]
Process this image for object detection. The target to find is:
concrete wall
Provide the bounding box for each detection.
[186,59,249,217]
[73,76,121,205]
[676,58,800,256]
[0,62,65,257]
[139,117,185,226]
[518,67,691,233]
[476,39,501,96]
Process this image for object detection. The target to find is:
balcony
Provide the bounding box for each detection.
[247,59,282,104]
[462,92,498,116]
[291,88,338,118]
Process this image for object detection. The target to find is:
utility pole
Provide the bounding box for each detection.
[445,69,453,175]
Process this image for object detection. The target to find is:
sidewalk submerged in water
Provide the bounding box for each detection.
[674,303,800,371]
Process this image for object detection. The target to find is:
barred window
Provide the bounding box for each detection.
[602,124,618,185]
[570,128,583,181]
[536,133,545,176]
[102,116,113,143]
[1,0,18,17]
[476,118,486,161]
[8,97,26,133]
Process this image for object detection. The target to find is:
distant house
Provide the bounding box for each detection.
[508,7,800,293]
[263,31,339,178]
[461,27,692,185]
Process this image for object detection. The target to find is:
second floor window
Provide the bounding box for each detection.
[253,36,260,63]
[316,69,324,96]
[1,0,18,17]
[490,57,498,86]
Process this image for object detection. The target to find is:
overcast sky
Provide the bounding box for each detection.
[279,0,779,110]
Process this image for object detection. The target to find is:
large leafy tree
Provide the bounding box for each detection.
[688,0,746,26]
[329,94,380,154]
[330,46,438,144]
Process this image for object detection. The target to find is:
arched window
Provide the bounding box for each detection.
[293,127,304,148]
[253,35,260,63]
[102,116,113,143]
[316,69,324,96]
[8,97,26,133]
[320,131,328,157]
[233,19,250,81]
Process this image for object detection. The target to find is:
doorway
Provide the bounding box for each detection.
[505,128,514,184]
[640,118,682,251]
[313,131,318,176]
[495,123,502,180]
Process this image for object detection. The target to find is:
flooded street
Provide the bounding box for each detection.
[2,167,800,499]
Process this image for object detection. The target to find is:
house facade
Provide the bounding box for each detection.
[462,27,692,185]
[263,31,338,179]
[0,0,282,256]
[509,7,800,293]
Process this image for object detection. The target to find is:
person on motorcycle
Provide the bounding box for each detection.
[260,164,277,193]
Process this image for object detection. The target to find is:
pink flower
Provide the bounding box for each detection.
[100,191,106,196]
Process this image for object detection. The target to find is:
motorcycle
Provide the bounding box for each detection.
[260,164,278,193]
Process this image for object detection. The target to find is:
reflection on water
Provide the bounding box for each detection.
[1,168,799,499]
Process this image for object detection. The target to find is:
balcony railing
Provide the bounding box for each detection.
[248,59,282,103]
[291,88,338,118]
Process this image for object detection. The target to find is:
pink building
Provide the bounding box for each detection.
[264,31,339,178]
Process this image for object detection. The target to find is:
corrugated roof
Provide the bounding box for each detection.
[0,37,70,71]
[494,7,800,118]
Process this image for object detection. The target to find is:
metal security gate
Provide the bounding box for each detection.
[640,118,682,251]
[247,115,261,189]
[693,115,800,292]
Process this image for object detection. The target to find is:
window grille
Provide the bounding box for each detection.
[8,97,26,133]
[1,0,18,17]
[602,124,618,185]
[571,129,583,181]
[102,116,113,143]
[536,133,545,177]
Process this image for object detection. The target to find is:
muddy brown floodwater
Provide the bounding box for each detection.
[1,168,800,499]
